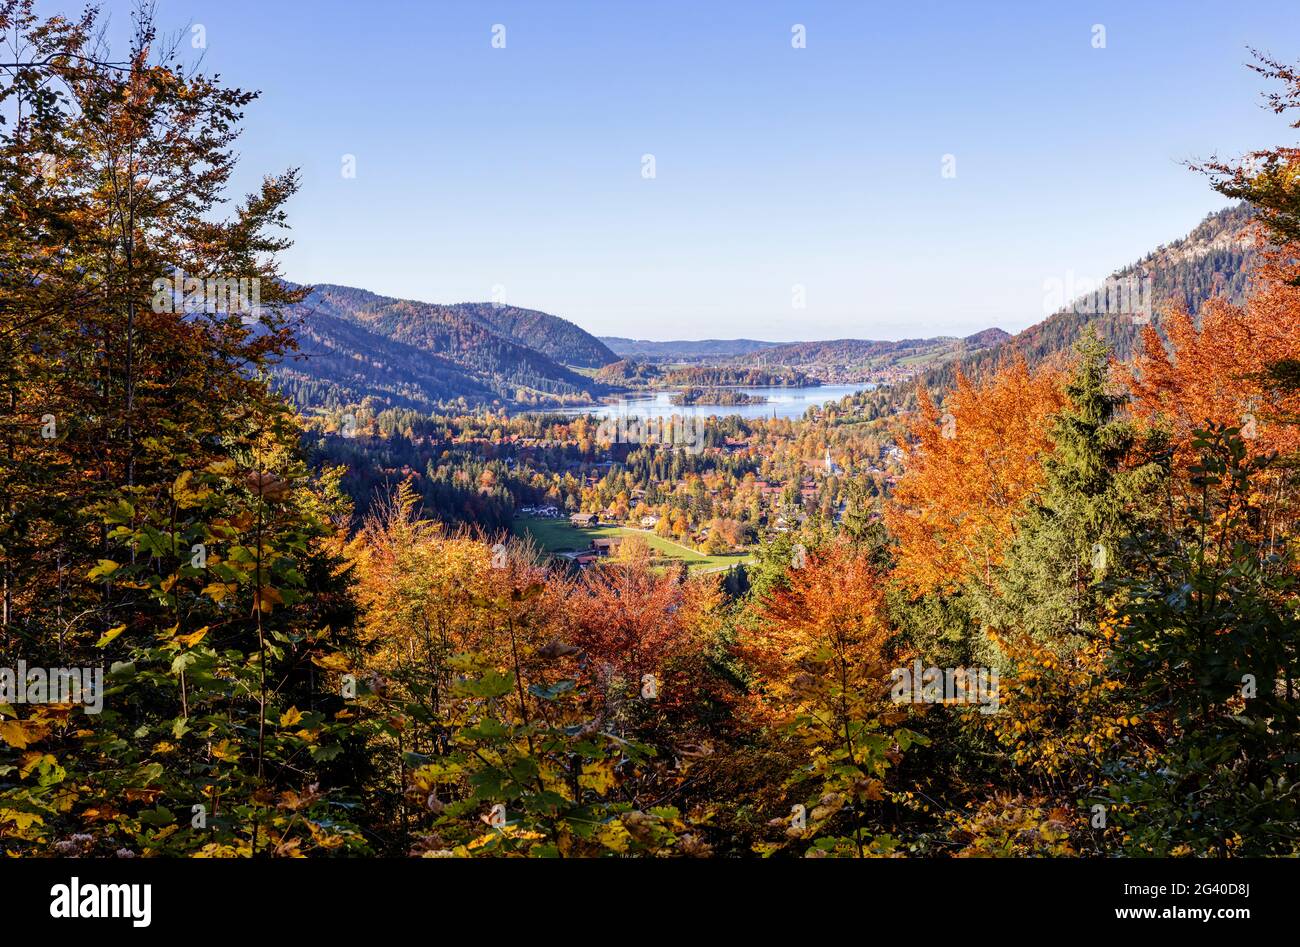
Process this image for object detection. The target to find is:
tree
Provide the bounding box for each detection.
[1106,427,1300,855]
[0,1,362,856]
[886,357,1065,598]
[742,540,924,857]
[978,333,1166,653]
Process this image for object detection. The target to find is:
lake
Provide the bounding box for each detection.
[534,383,875,421]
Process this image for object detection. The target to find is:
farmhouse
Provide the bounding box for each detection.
[591,537,623,557]
[570,512,598,528]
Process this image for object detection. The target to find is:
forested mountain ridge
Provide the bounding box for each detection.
[852,203,1258,416]
[273,284,616,411]
[601,337,781,360]
[451,300,619,368]
[731,328,1011,383]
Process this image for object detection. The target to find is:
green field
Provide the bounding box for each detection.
[512,517,751,573]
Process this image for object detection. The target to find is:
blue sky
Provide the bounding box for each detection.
[86,0,1300,340]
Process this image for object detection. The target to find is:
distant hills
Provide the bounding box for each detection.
[730,330,1012,384]
[601,338,780,360]
[602,330,1012,385]
[274,283,1009,414]
[273,203,1254,416]
[273,285,617,412]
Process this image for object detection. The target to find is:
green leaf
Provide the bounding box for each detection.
[454,669,515,699]
[87,559,120,581]
[529,679,575,701]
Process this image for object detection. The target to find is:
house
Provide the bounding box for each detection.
[591,537,623,557]
[640,515,659,528]
[570,512,598,528]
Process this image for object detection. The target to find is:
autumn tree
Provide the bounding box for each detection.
[886,356,1065,599]
[742,540,924,857]
[1105,427,1300,855]
[0,2,363,856]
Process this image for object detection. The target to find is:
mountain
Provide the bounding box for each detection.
[601,337,781,360]
[926,203,1257,391]
[455,301,618,368]
[273,201,1250,419]
[730,329,1010,384]
[848,203,1259,418]
[963,327,1013,348]
[273,284,615,412]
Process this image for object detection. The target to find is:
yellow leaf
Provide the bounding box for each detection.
[578,760,616,795]
[175,626,209,648]
[95,625,126,647]
[210,739,240,762]
[202,582,232,603]
[279,706,304,728]
[0,808,44,831]
[312,652,350,672]
[19,752,54,778]
[0,719,48,749]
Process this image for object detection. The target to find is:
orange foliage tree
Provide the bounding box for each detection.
[741,540,924,856]
[1128,255,1300,545]
[564,560,721,736]
[1128,282,1300,462]
[886,358,1066,596]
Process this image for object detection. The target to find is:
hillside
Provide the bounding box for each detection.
[273,284,614,411]
[732,329,1011,384]
[454,301,618,368]
[849,203,1258,417]
[601,337,781,361]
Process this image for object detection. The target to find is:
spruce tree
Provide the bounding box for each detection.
[977,331,1166,652]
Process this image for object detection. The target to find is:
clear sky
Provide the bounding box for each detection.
[84,0,1300,340]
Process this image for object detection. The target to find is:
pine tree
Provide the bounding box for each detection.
[977,332,1166,652]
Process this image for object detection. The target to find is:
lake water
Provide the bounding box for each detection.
[535,383,875,421]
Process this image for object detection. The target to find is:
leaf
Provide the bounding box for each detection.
[0,719,49,749]
[175,626,209,648]
[454,669,515,699]
[202,582,234,603]
[279,706,304,728]
[312,652,350,672]
[529,679,576,701]
[87,559,120,581]
[95,624,126,647]
[210,739,239,762]
[579,760,617,795]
